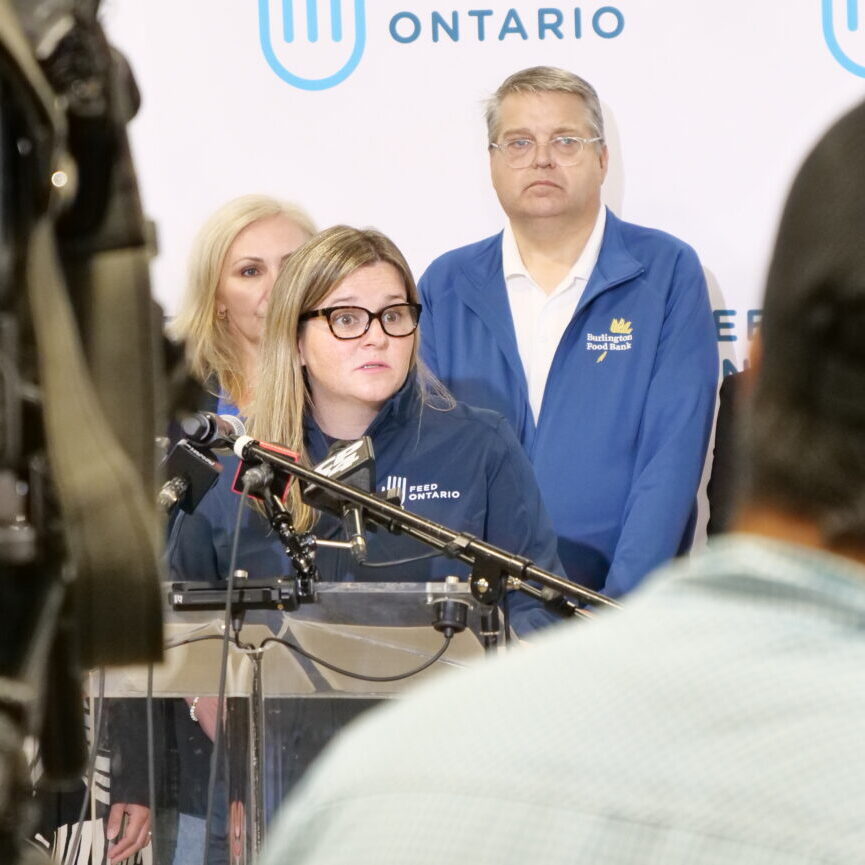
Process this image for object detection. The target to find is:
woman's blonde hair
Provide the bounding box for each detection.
[170,195,316,407]
[249,224,448,531]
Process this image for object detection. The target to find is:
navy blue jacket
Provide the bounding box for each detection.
[419,209,718,596]
[168,380,566,633]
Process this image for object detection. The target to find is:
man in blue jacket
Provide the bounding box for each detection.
[419,66,718,597]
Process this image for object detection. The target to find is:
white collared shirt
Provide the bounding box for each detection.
[503,206,607,423]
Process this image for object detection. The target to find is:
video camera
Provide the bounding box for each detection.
[0,1,166,858]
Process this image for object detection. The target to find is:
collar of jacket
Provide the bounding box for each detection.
[304,373,423,461]
[451,207,646,378]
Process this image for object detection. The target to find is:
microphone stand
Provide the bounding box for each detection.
[259,484,319,603]
[240,462,320,604]
[233,436,619,615]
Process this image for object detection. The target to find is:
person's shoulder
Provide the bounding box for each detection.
[608,210,701,261]
[425,400,517,450]
[421,233,502,281]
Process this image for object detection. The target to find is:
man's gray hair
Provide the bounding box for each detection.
[485,66,605,144]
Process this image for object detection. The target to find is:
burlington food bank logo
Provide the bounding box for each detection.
[258,1,627,91]
[823,0,865,76]
[586,317,633,363]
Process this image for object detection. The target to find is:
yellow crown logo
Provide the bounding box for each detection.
[610,317,633,334]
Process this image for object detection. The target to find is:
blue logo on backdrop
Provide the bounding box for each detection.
[258,0,367,91]
[823,0,865,76]
[258,2,625,90]
[389,6,625,43]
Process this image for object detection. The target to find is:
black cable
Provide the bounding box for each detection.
[260,633,452,683]
[63,668,106,865]
[232,630,256,652]
[170,622,453,681]
[357,527,483,569]
[358,550,441,568]
[146,665,156,863]
[202,483,249,865]
[502,588,511,647]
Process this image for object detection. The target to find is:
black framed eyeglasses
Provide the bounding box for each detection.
[299,302,422,340]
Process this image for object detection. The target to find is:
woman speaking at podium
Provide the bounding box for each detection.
[166,226,568,862]
[169,224,566,633]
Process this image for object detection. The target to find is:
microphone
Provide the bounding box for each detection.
[158,439,222,514]
[239,462,274,495]
[303,437,376,563]
[231,438,300,503]
[179,411,245,447]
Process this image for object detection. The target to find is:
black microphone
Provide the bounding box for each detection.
[231,439,299,503]
[302,437,376,563]
[158,439,222,514]
[179,411,245,447]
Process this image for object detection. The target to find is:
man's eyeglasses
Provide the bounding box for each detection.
[489,135,603,168]
[299,302,422,340]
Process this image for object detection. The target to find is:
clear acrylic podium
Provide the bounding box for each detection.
[83,580,503,864]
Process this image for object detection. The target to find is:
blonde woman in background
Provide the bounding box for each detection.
[165,195,315,865]
[171,194,316,415]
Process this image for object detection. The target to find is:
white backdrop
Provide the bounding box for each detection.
[103,0,865,377]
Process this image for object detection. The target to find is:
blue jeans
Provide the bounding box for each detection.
[172,801,228,865]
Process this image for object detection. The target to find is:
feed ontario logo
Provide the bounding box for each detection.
[382,475,461,502]
[258,1,627,91]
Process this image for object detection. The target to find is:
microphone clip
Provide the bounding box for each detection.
[258,484,319,602]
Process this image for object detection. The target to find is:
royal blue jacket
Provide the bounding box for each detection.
[418,209,718,597]
[167,379,567,633]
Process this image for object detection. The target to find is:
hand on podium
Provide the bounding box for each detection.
[106,801,151,864]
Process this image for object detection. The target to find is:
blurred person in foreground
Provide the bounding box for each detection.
[258,99,865,865]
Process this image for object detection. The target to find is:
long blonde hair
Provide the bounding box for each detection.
[170,195,316,408]
[249,225,444,532]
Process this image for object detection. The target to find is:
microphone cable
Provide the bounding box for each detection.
[202,479,250,865]
[145,664,157,864]
[358,550,441,568]
[259,633,453,683]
